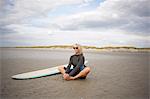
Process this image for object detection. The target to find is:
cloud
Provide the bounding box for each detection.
[0,0,89,23]
[54,0,150,36]
[0,0,149,47]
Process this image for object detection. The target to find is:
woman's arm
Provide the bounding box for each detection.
[65,56,72,74]
[76,55,85,68]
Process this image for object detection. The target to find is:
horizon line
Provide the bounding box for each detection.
[0,45,150,49]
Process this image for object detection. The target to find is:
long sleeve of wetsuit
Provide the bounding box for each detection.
[69,55,85,76]
[65,56,72,74]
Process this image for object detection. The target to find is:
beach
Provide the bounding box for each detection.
[1,48,149,99]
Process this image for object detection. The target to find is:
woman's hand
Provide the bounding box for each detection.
[63,73,69,80]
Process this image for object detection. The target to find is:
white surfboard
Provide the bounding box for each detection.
[12,60,88,80]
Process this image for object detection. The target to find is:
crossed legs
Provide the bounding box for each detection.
[58,66,91,80]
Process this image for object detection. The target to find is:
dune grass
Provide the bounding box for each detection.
[15,45,150,52]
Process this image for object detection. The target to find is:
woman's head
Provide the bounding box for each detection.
[72,43,83,55]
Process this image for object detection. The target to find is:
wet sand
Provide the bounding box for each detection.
[1,48,149,99]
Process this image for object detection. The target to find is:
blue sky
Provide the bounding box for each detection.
[0,0,149,47]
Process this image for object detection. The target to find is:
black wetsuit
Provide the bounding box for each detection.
[65,54,86,77]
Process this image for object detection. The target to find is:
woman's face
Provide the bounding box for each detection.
[73,46,79,54]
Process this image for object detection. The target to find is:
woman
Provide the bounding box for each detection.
[58,44,91,80]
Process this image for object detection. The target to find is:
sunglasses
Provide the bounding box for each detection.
[73,47,78,49]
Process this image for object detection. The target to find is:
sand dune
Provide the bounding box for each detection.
[15,45,150,52]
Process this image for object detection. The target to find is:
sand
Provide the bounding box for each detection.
[0,48,149,99]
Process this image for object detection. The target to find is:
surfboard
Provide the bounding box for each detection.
[12,60,88,80]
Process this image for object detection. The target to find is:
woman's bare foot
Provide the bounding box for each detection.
[69,76,75,80]
[65,76,75,81]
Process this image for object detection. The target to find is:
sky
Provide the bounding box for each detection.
[0,0,150,47]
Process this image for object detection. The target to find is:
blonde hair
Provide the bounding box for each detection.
[73,43,83,55]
